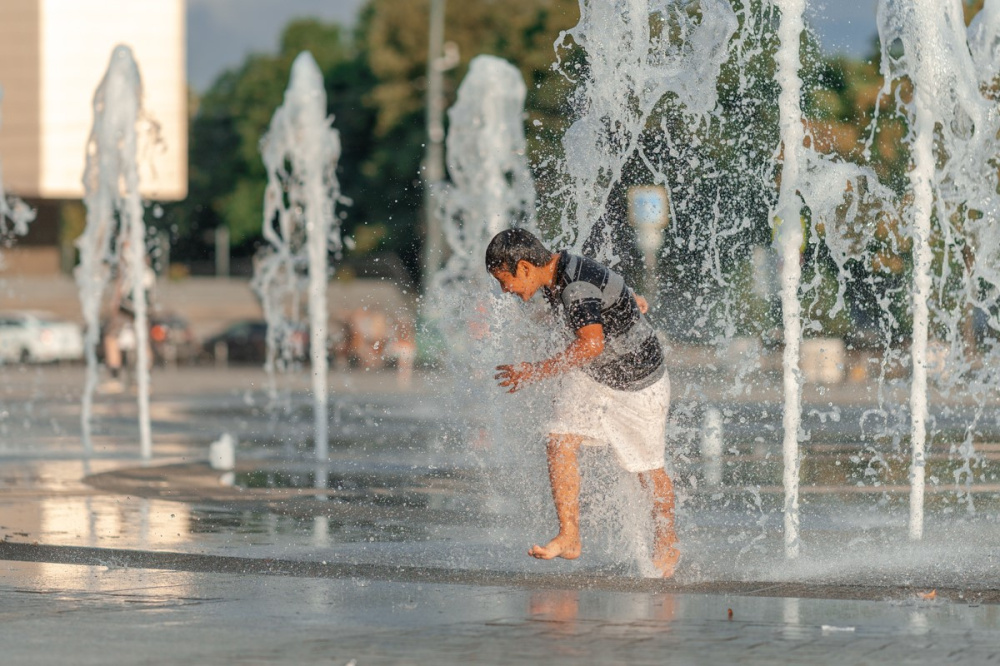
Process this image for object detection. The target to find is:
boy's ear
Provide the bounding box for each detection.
[514,260,529,277]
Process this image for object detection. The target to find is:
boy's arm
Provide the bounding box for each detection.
[629,289,649,314]
[495,323,604,393]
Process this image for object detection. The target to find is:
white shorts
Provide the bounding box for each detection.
[546,369,670,473]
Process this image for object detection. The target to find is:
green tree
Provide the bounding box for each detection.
[166,3,581,281]
[357,0,580,276]
[163,20,353,266]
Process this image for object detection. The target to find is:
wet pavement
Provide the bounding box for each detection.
[2,365,1000,664]
[5,555,1000,665]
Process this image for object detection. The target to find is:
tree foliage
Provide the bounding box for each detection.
[356,0,580,276]
[164,20,353,267]
[166,2,580,278]
[167,0,967,302]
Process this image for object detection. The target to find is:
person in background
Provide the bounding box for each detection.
[387,315,417,387]
[101,260,154,393]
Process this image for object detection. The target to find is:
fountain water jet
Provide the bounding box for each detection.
[252,51,343,489]
[427,55,553,549]
[874,0,1000,539]
[0,86,35,249]
[430,55,537,300]
[75,45,154,459]
[773,0,806,560]
[551,0,738,260]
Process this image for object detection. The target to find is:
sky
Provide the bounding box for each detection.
[186,0,882,93]
[186,0,367,91]
[805,0,881,59]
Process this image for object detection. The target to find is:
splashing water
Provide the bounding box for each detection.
[0,85,36,260]
[75,45,153,459]
[546,0,789,374]
[550,0,738,263]
[424,1,1000,580]
[428,55,555,559]
[429,54,538,350]
[251,52,343,488]
[868,0,1000,539]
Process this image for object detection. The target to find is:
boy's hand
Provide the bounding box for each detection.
[635,294,649,314]
[495,363,534,393]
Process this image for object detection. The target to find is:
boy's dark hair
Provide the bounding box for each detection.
[485,228,551,274]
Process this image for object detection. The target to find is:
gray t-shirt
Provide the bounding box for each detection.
[542,252,665,391]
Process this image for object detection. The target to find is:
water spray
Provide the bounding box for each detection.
[252,51,343,490]
[75,45,153,460]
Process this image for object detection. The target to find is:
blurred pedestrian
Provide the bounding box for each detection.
[101,259,154,393]
[387,315,416,387]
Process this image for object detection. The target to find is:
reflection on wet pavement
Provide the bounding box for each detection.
[5,556,1000,665]
[6,367,1000,664]
[3,367,1000,588]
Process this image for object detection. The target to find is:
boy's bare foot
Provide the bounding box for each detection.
[653,543,681,578]
[528,534,581,560]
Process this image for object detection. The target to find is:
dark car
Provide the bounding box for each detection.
[203,320,308,365]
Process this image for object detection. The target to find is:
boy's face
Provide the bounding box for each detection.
[491,261,539,302]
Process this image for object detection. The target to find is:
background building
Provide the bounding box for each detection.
[0,0,187,274]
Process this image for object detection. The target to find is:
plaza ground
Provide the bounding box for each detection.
[1,365,1000,664]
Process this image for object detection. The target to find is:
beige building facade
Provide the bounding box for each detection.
[0,0,187,273]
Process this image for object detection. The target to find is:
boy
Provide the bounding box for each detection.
[485,228,680,577]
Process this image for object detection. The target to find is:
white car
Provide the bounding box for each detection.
[0,311,85,363]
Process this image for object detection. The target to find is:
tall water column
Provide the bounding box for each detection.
[431,54,537,299]
[252,52,343,489]
[75,46,153,459]
[902,1,935,542]
[875,0,1000,539]
[773,0,805,559]
[0,86,35,246]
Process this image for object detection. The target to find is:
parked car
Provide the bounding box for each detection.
[0,311,84,363]
[202,320,308,365]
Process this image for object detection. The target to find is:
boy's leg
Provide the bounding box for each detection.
[529,433,584,560]
[638,467,680,577]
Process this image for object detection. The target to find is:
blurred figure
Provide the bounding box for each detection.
[328,316,350,370]
[101,261,154,393]
[387,315,416,387]
[344,307,389,369]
